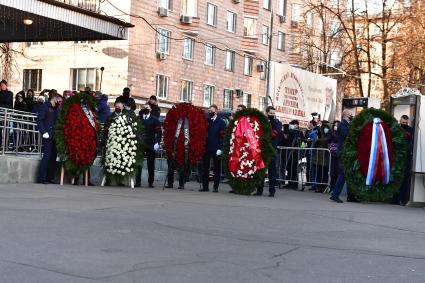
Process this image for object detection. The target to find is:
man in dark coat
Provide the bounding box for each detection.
[399,115,414,206]
[148,95,161,118]
[200,104,226,193]
[254,106,283,197]
[136,103,162,187]
[281,119,303,189]
[120,87,136,112]
[0,80,13,109]
[330,109,353,203]
[37,94,63,184]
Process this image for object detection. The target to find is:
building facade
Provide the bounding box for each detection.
[8,0,308,112]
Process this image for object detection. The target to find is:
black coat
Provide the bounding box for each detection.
[270,118,283,148]
[0,90,13,109]
[206,117,226,152]
[37,102,58,137]
[139,113,162,150]
[149,102,161,118]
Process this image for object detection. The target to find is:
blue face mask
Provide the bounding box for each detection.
[289,124,296,130]
[324,128,330,135]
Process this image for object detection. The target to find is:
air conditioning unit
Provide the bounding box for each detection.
[279,15,286,23]
[233,0,241,3]
[157,7,169,17]
[180,15,193,24]
[235,89,244,98]
[157,52,167,60]
[257,64,265,72]
[291,21,299,28]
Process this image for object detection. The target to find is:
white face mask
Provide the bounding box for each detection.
[289,124,296,130]
[334,126,338,131]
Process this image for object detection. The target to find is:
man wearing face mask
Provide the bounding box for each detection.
[136,103,162,188]
[37,94,63,184]
[312,123,332,193]
[330,109,353,203]
[120,87,136,112]
[254,106,282,197]
[282,120,303,189]
[0,80,13,109]
[200,104,226,193]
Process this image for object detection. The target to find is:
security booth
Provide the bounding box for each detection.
[391,88,425,206]
[342,97,381,115]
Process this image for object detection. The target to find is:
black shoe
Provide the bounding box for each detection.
[47,180,59,185]
[148,183,154,188]
[213,188,218,193]
[253,192,262,196]
[134,183,141,188]
[40,181,49,185]
[330,196,343,203]
[199,188,209,192]
[269,193,275,197]
[165,184,173,189]
[229,190,234,194]
[178,186,184,190]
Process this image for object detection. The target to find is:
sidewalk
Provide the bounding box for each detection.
[0,182,424,282]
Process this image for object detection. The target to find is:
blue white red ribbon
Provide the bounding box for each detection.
[366,118,391,186]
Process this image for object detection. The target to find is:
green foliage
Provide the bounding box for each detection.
[54,92,98,176]
[223,108,275,195]
[342,108,407,202]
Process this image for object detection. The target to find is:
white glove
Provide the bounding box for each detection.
[154,143,160,151]
[216,149,222,156]
[42,132,50,139]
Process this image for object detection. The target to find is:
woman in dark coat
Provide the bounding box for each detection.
[14,91,28,112]
[95,91,111,124]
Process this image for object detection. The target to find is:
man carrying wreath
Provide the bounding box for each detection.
[253,106,282,197]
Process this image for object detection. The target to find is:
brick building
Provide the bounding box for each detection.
[8,0,307,112]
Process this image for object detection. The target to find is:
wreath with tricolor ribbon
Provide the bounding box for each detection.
[163,103,207,170]
[223,108,274,195]
[55,92,99,176]
[342,108,407,202]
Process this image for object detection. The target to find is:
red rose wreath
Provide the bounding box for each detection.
[163,103,207,168]
[55,92,99,176]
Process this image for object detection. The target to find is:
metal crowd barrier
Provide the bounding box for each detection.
[0,108,42,156]
[277,146,332,192]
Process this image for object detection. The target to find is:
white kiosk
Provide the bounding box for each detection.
[391,88,425,206]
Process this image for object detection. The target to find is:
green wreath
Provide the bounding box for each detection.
[342,108,407,202]
[223,108,275,195]
[55,92,99,176]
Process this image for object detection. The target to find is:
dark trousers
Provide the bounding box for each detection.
[315,165,329,192]
[202,151,221,190]
[331,158,345,198]
[257,156,277,195]
[136,149,155,185]
[399,158,413,205]
[167,160,189,187]
[38,138,57,183]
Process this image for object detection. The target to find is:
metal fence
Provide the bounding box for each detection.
[0,108,42,156]
[277,146,332,192]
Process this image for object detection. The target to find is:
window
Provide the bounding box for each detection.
[277,32,286,51]
[329,0,339,8]
[291,3,302,22]
[243,93,252,108]
[157,28,171,54]
[262,25,269,45]
[205,43,216,65]
[263,0,270,10]
[291,35,301,53]
[329,51,340,67]
[244,56,253,76]
[260,60,267,80]
[74,40,98,44]
[23,69,42,91]
[71,68,99,91]
[227,11,237,33]
[244,17,256,36]
[207,3,217,26]
[203,85,214,107]
[278,0,286,16]
[159,0,172,10]
[306,12,313,29]
[182,37,195,60]
[182,0,197,16]
[259,96,267,112]
[26,42,43,47]
[329,21,340,35]
[181,80,193,102]
[371,25,381,36]
[225,49,235,71]
[156,74,169,99]
[223,89,233,109]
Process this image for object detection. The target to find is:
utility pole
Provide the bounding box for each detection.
[265,9,274,108]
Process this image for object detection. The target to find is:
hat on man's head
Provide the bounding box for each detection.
[149,95,157,101]
[0,80,7,85]
[123,87,131,94]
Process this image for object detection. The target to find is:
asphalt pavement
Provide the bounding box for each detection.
[0,182,424,283]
